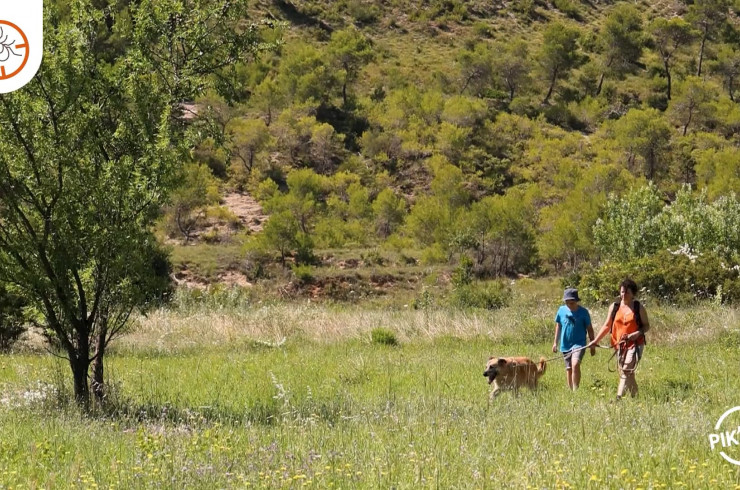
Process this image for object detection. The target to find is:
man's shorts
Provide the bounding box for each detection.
[618,344,644,376]
[563,347,586,370]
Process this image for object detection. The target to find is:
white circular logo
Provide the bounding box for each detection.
[0,20,30,81]
[709,406,740,466]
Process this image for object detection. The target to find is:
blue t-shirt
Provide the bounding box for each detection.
[555,305,592,352]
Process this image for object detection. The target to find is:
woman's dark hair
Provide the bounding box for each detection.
[620,278,638,295]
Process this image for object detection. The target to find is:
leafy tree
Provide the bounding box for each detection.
[650,18,696,100]
[669,76,719,136]
[593,184,666,261]
[228,118,273,177]
[457,42,493,96]
[596,4,645,95]
[252,77,286,126]
[611,108,672,181]
[709,44,740,101]
[695,147,740,198]
[0,0,264,406]
[168,164,221,242]
[326,28,374,107]
[462,187,538,276]
[310,123,345,174]
[491,40,531,102]
[372,188,406,238]
[538,163,635,270]
[537,22,582,104]
[277,43,337,105]
[687,0,731,76]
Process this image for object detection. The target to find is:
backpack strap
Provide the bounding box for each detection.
[609,302,619,331]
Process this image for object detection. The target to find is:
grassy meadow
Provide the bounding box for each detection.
[2,280,740,489]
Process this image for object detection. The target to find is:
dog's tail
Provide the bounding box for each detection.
[537,356,547,375]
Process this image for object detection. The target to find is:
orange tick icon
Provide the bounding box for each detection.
[0,20,29,80]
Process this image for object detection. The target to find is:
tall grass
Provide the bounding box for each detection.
[2,279,740,488]
[121,297,740,354]
[2,338,740,488]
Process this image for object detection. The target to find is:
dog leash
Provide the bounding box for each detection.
[542,344,609,364]
[500,345,611,370]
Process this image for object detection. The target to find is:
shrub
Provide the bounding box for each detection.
[420,244,447,265]
[291,264,315,284]
[412,288,435,309]
[577,251,740,305]
[553,0,581,19]
[452,255,474,287]
[347,0,380,24]
[370,327,398,346]
[450,280,511,310]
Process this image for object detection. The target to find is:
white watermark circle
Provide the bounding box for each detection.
[710,406,740,466]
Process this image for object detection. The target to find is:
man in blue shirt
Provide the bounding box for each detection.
[553,288,595,390]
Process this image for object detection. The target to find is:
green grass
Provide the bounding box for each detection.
[3,278,740,488]
[2,338,740,488]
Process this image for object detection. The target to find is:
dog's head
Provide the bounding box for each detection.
[483,357,508,384]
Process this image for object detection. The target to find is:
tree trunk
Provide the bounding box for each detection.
[596,72,605,96]
[543,68,558,105]
[92,329,106,404]
[728,75,735,102]
[697,28,708,77]
[664,60,672,100]
[70,354,90,409]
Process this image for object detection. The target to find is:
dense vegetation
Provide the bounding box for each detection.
[162,0,740,291]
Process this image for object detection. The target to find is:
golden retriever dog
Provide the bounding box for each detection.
[483,356,546,399]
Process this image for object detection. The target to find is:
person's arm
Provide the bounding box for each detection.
[639,303,650,333]
[587,323,596,355]
[588,303,615,347]
[553,322,561,353]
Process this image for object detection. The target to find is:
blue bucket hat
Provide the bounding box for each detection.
[563,288,580,302]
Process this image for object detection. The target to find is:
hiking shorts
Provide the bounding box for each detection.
[618,344,644,377]
[563,348,586,370]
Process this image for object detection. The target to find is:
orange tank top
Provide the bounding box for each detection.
[610,303,645,348]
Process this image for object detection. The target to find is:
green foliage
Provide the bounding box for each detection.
[538,164,635,270]
[291,264,315,284]
[451,255,474,287]
[695,147,740,198]
[669,76,720,136]
[0,0,260,404]
[597,4,645,86]
[593,183,672,262]
[609,108,672,182]
[0,284,26,351]
[370,327,398,346]
[553,0,581,20]
[594,184,740,262]
[167,164,221,241]
[372,189,406,238]
[347,0,381,24]
[458,187,538,277]
[449,280,512,310]
[578,251,740,305]
[538,22,582,104]
[650,17,696,100]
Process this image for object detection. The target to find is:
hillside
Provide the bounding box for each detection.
[164,0,740,301]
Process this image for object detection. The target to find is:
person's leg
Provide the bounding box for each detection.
[619,346,639,398]
[616,347,628,399]
[571,350,585,390]
[564,353,573,389]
